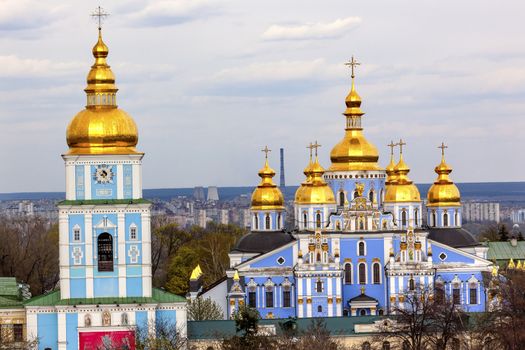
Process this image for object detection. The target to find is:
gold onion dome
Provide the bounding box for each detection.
[384,143,421,202]
[66,29,139,155]
[329,62,380,172]
[427,144,461,206]
[385,141,398,185]
[294,149,315,203]
[295,155,336,205]
[251,153,284,210]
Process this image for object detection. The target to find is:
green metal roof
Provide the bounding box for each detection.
[487,241,525,261]
[188,316,380,340]
[25,288,185,307]
[0,277,19,297]
[58,199,151,206]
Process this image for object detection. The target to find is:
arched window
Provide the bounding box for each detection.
[303,212,307,227]
[373,263,381,284]
[362,341,371,350]
[409,277,415,291]
[316,253,321,262]
[382,341,390,350]
[380,189,384,204]
[339,192,345,206]
[344,263,352,284]
[317,305,323,313]
[73,225,81,242]
[277,214,281,230]
[443,212,449,227]
[360,309,367,316]
[359,263,366,284]
[316,212,321,228]
[265,214,271,229]
[369,191,374,203]
[414,209,419,226]
[432,211,436,227]
[358,241,365,256]
[97,232,114,272]
[254,214,259,230]
[401,210,407,227]
[435,282,445,303]
[316,279,323,292]
[354,190,359,199]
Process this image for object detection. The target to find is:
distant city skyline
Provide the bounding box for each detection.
[1,0,524,193]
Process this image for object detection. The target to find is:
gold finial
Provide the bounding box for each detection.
[233,270,240,281]
[261,146,271,159]
[91,6,110,30]
[190,264,202,280]
[344,55,361,79]
[311,140,321,157]
[491,265,498,277]
[508,258,515,269]
[398,139,406,154]
[438,142,448,157]
[360,286,365,295]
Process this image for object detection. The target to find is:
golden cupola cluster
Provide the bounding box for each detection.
[384,140,421,203]
[427,143,461,207]
[66,28,139,155]
[329,57,380,172]
[251,148,285,211]
[295,143,336,205]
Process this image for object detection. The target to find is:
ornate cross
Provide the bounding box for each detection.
[387,140,397,155]
[398,139,406,154]
[261,146,271,159]
[438,142,448,156]
[306,142,314,159]
[128,245,140,264]
[73,247,83,265]
[311,140,321,157]
[91,6,110,30]
[344,56,361,79]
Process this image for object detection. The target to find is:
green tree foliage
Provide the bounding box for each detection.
[164,222,246,295]
[187,297,224,321]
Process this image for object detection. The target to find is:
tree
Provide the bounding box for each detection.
[294,319,339,350]
[374,287,468,350]
[134,317,187,350]
[498,224,509,242]
[188,297,224,321]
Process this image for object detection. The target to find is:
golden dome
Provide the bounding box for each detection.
[384,151,421,203]
[295,152,314,203]
[66,29,139,155]
[295,156,336,205]
[427,148,461,207]
[329,78,381,172]
[251,156,284,210]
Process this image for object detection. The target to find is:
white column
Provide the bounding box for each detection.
[117,164,124,199]
[335,277,342,316]
[297,277,303,318]
[26,311,38,343]
[398,276,404,293]
[84,165,92,200]
[327,277,333,317]
[57,311,67,350]
[85,213,94,298]
[147,309,156,336]
[176,307,187,338]
[306,278,312,318]
[118,212,127,297]
[142,210,152,297]
[132,163,141,199]
[59,213,70,299]
[65,163,75,200]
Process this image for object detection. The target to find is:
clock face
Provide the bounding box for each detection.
[94,165,114,184]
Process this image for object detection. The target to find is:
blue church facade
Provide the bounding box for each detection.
[195,60,493,320]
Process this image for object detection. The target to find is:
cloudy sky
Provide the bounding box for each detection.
[0,0,523,193]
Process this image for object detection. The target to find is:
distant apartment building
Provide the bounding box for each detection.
[195,209,208,228]
[462,201,500,223]
[238,208,251,229]
[511,209,525,223]
[219,209,229,225]
[207,186,219,201]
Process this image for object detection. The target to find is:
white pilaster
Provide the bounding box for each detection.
[297,277,303,318]
[57,312,67,350]
[335,277,342,316]
[65,163,75,200]
[85,212,94,298]
[147,309,156,336]
[132,163,141,199]
[59,213,70,299]
[118,212,127,297]
[142,210,152,297]
[176,307,187,338]
[84,165,92,200]
[26,312,38,343]
[327,277,333,317]
[117,164,124,199]
[306,278,312,317]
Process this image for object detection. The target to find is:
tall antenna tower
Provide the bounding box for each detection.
[279,148,286,190]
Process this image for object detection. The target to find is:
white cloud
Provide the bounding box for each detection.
[126,0,220,27]
[0,0,64,31]
[0,55,82,78]
[261,17,361,41]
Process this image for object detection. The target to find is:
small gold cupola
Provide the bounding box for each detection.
[295,143,315,203]
[427,143,461,207]
[384,139,421,203]
[385,140,398,185]
[295,142,336,205]
[66,23,139,155]
[251,147,285,210]
[329,56,380,172]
